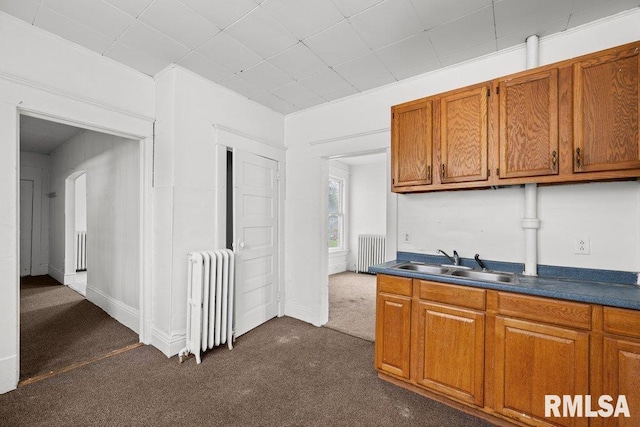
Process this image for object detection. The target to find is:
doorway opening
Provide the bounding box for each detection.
[18,114,142,383]
[66,171,87,295]
[324,151,388,341]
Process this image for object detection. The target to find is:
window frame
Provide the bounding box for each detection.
[328,175,346,252]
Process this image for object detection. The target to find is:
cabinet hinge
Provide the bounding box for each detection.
[496,86,500,95]
[487,88,490,97]
[488,169,491,177]
[496,168,500,177]
[276,170,281,181]
[277,291,281,302]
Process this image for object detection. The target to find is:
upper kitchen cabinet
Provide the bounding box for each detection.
[498,69,559,179]
[437,84,489,184]
[391,98,433,191]
[573,45,640,173]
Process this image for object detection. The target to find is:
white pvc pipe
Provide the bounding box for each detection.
[522,35,541,276]
[526,34,539,69]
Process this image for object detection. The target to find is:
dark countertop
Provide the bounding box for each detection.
[370,259,640,311]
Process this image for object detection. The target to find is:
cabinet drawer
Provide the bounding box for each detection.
[604,307,640,338]
[418,280,486,310]
[496,292,591,330]
[378,274,412,297]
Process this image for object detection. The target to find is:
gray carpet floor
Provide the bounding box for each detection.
[325,271,376,341]
[1,316,492,426]
[20,275,139,381]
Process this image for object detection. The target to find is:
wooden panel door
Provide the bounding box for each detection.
[375,292,411,379]
[233,150,279,337]
[602,337,640,427]
[439,85,489,183]
[391,99,433,189]
[494,317,589,427]
[499,69,559,178]
[573,46,640,173]
[415,301,484,406]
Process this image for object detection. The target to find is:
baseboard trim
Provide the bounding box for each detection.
[63,273,77,285]
[150,327,185,358]
[285,301,319,327]
[48,266,64,284]
[0,355,18,395]
[86,287,139,334]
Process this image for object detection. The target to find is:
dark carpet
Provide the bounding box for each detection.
[20,275,139,381]
[2,315,492,426]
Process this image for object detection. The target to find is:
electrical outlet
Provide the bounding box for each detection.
[401,231,410,243]
[574,237,590,255]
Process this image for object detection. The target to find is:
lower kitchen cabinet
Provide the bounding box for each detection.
[414,300,485,406]
[494,316,590,427]
[375,275,412,379]
[601,307,640,427]
[602,337,640,427]
[375,274,640,426]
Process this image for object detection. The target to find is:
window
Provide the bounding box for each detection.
[328,176,345,250]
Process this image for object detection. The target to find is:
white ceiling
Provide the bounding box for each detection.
[20,115,84,154]
[2,0,639,115]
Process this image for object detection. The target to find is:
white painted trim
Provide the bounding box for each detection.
[150,327,186,358]
[86,287,140,335]
[47,265,64,284]
[0,71,153,123]
[309,127,390,146]
[0,355,18,394]
[139,137,154,345]
[213,125,286,162]
[285,301,319,327]
[64,273,77,285]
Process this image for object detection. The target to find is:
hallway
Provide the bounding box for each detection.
[20,276,138,383]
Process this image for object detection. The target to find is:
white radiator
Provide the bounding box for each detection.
[75,231,87,272]
[179,249,235,364]
[356,234,386,274]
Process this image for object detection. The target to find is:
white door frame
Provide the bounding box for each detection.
[15,108,154,369]
[212,125,286,318]
[319,147,397,325]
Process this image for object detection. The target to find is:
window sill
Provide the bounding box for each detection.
[329,249,350,257]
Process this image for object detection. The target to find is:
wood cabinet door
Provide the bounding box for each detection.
[375,292,411,379]
[391,99,433,189]
[573,46,640,173]
[494,317,589,427]
[499,69,559,178]
[414,301,484,406]
[439,85,489,183]
[602,337,640,427]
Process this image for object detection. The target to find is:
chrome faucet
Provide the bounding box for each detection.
[474,253,487,271]
[437,249,460,266]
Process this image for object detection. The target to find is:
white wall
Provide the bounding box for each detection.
[284,10,640,327]
[328,161,350,275]
[74,173,87,231]
[49,130,140,330]
[20,151,51,276]
[0,12,154,393]
[348,161,387,271]
[152,67,285,356]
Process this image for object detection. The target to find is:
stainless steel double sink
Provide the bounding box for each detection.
[391,261,517,284]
